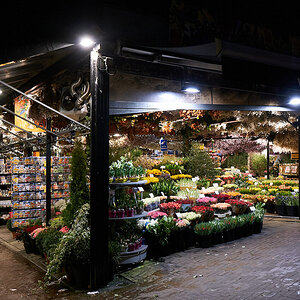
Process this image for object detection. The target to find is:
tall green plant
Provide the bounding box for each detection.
[62,141,89,227]
[184,149,217,179]
[250,153,267,177]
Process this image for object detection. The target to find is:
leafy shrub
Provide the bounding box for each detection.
[184,149,217,179]
[250,153,267,177]
[151,179,179,199]
[222,152,248,170]
[45,203,90,282]
[62,141,89,227]
[36,228,63,258]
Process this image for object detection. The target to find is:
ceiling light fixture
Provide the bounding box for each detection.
[288,96,300,105]
[79,37,96,48]
[183,87,200,94]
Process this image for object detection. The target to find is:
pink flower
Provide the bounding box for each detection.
[59,226,69,233]
[30,227,47,238]
[147,211,168,219]
[55,211,61,216]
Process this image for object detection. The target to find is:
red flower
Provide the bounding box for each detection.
[59,226,69,233]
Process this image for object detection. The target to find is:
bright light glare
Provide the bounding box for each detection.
[0,89,2,95]
[79,37,95,48]
[158,92,182,109]
[183,87,200,94]
[288,97,300,105]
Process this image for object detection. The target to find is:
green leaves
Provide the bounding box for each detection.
[62,141,89,227]
[151,179,179,198]
[45,203,90,282]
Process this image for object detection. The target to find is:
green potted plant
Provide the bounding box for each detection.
[6,218,20,239]
[36,228,63,261]
[253,202,265,233]
[285,195,299,217]
[210,220,225,245]
[45,203,90,289]
[222,217,237,242]
[194,222,213,248]
[151,179,179,201]
[62,141,90,228]
[275,191,289,216]
[144,216,175,258]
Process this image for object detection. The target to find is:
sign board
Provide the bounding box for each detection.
[279,164,299,176]
[14,97,45,132]
[291,153,299,160]
[160,138,168,151]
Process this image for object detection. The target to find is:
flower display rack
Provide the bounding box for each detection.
[109,180,147,264]
[0,158,12,223]
[11,156,71,227]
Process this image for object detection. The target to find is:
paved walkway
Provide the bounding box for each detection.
[0,218,299,299]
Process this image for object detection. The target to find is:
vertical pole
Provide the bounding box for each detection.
[298,117,300,220]
[267,139,270,179]
[46,117,52,226]
[90,45,110,289]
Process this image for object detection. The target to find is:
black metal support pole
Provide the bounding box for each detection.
[90,45,110,289]
[46,117,52,226]
[267,139,270,179]
[298,117,300,220]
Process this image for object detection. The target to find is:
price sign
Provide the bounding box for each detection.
[161,192,165,196]
[150,174,154,178]
[138,187,144,192]
[149,193,154,198]
[270,182,273,186]
[199,194,205,198]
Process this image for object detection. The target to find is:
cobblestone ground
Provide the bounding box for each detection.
[0,218,299,299]
[99,218,300,300]
[0,242,53,299]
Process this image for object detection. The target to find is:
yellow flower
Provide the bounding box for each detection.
[142,177,159,184]
[170,174,192,180]
[146,169,162,176]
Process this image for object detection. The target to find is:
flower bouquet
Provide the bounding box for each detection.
[210,203,232,218]
[147,211,168,219]
[159,202,181,216]
[196,197,217,206]
[192,206,214,222]
[225,199,249,215]
[194,222,213,248]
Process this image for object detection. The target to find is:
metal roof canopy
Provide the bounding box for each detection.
[0,40,300,116]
